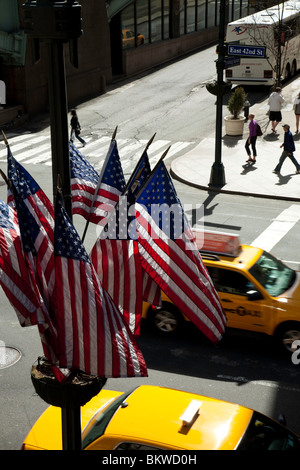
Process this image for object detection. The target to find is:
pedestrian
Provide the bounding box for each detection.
[70,109,86,147]
[268,87,285,133]
[293,92,300,134]
[273,124,300,174]
[245,114,258,163]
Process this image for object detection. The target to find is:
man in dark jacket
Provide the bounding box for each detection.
[273,124,300,174]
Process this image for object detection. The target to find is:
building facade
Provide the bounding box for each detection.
[0,0,272,123]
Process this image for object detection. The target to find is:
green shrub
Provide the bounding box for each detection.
[227,87,247,119]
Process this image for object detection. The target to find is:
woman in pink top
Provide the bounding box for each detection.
[245,114,258,163]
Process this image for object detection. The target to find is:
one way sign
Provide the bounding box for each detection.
[224,56,240,68]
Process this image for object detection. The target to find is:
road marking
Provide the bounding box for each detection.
[217,375,300,392]
[250,205,300,251]
[0,133,194,171]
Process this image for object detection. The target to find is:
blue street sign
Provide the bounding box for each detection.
[224,56,240,68]
[227,44,266,58]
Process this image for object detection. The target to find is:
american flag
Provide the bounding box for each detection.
[0,198,58,361]
[124,151,161,307]
[90,151,160,336]
[7,147,55,301]
[54,193,147,377]
[134,160,226,344]
[69,142,100,220]
[6,146,59,360]
[0,199,41,326]
[70,140,125,226]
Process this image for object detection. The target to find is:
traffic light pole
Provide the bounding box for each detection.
[46,39,72,216]
[22,0,83,450]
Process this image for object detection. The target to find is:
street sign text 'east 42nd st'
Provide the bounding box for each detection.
[227,44,266,58]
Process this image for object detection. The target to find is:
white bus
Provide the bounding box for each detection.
[225,1,300,86]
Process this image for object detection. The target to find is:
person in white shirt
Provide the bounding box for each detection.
[268,87,285,133]
[293,92,300,134]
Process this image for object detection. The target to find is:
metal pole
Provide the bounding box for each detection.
[22,0,83,450]
[46,40,72,218]
[209,0,227,187]
[61,407,82,450]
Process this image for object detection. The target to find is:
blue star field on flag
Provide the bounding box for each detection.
[55,194,90,263]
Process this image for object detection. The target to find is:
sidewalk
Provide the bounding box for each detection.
[171,77,300,201]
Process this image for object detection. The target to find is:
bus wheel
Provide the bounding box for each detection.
[291,60,297,77]
[284,64,291,81]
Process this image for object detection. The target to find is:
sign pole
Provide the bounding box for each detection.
[209,0,227,187]
[22,0,86,451]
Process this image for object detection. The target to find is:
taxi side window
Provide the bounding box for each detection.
[207,267,254,296]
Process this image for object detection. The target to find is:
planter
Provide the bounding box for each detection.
[224,115,245,136]
[206,81,232,97]
[31,357,106,408]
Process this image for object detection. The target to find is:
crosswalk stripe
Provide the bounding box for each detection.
[250,205,300,252]
[0,135,48,161]
[0,133,194,173]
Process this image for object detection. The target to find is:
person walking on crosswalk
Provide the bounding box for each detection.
[70,109,86,147]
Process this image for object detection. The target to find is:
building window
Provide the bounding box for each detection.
[151,0,162,42]
[120,0,252,49]
[197,0,207,31]
[187,0,196,32]
[121,3,136,49]
[207,0,217,27]
[163,0,170,39]
[136,0,149,44]
[180,0,196,34]
[228,0,249,22]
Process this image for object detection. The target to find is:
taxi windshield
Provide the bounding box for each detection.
[249,251,295,297]
[238,411,300,450]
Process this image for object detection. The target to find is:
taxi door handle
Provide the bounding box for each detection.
[221,298,232,302]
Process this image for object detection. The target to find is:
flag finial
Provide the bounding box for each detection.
[112,126,118,140]
[1,130,8,146]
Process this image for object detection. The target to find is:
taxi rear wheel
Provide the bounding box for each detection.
[276,322,300,353]
[149,303,183,336]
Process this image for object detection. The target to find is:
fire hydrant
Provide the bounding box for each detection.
[244,100,250,121]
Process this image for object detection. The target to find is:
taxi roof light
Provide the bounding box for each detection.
[192,229,241,256]
[179,400,202,426]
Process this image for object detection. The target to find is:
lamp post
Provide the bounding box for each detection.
[22,0,91,451]
[22,0,82,217]
[209,0,227,187]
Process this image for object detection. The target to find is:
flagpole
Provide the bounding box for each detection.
[81,131,156,243]
[81,126,118,243]
[121,133,156,196]
[134,145,171,200]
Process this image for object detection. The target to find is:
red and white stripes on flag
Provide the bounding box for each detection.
[0,200,41,326]
[0,199,58,365]
[90,238,143,336]
[54,195,147,377]
[70,142,100,221]
[7,147,55,299]
[70,140,125,226]
[89,150,161,336]
[135,161,226,344]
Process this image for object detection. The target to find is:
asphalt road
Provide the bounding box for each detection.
[1,45,300,450]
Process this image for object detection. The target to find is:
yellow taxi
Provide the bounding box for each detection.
[142,231,300,352]
[22,385,299,450]
[122,29,144,48]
